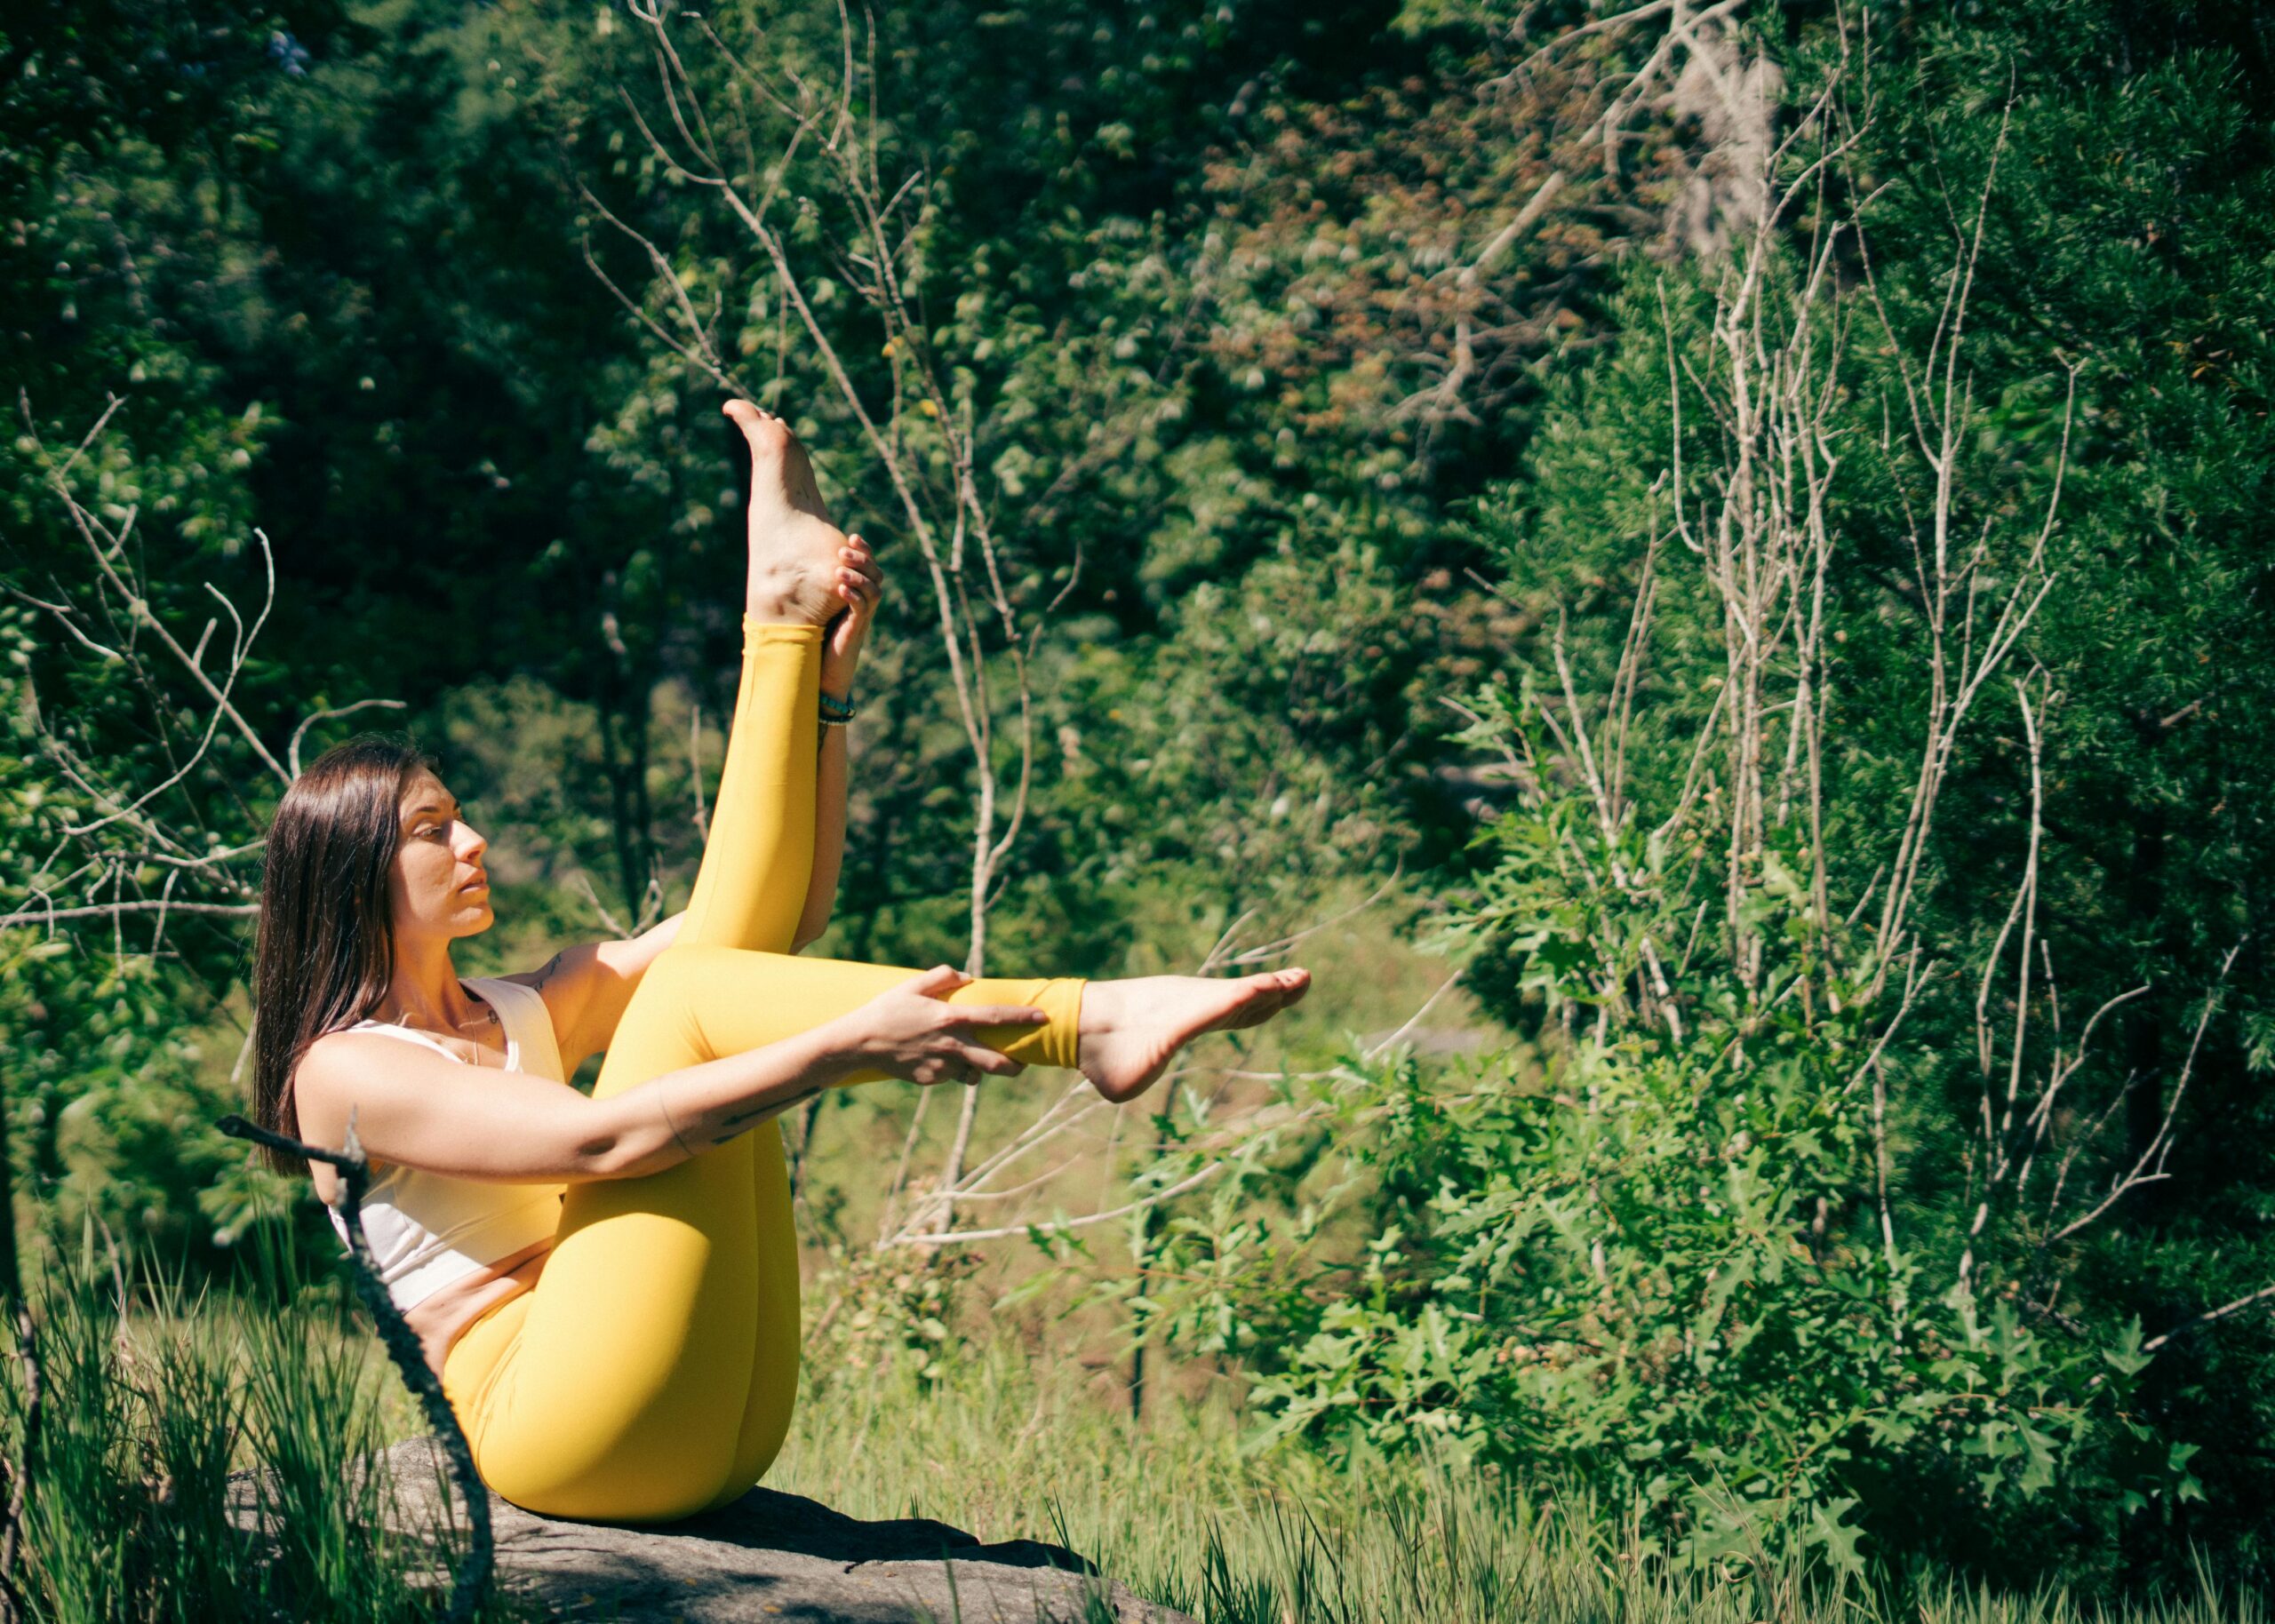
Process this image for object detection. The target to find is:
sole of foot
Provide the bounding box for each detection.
[1077,967,1313,1104]
[725,398,850,626]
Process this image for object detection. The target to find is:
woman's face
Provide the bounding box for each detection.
[386,769,494,943]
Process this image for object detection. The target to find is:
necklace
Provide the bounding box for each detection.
[386,992,499,1066]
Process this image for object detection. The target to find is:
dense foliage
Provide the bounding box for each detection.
[4,0,2271,1598]
[1109,7,2275,1591]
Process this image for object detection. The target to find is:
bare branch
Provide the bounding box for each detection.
[288,698,409,780]
[0,900,259,930]
[2143,1280,2275,1356]
[2049,943,2241,1246]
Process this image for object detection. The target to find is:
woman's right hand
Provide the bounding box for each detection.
[833,965,1046,1086]
[819,531,882,697]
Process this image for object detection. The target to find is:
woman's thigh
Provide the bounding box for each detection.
[461,944,1085,1516]
[673,945,1085,1510]
[451,955,767,1519]
[462,619,828,1518]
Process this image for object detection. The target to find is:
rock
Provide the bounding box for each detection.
[226,1433,1191,1623]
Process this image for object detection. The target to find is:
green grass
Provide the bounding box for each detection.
[766,1334,2266,1624]
[4,1223,2263,1623]
[1,1221,542,1624]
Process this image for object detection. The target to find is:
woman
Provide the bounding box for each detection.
[247,400,1311,1525]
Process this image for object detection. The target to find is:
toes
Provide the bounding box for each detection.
[722,399,787,457]
[1233,968,1308,1023]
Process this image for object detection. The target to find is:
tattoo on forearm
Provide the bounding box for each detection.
[706,1088,821,1148]
[701,1108,765,1149]
[531,951,565,994]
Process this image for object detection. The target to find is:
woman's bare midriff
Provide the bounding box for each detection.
[405,1235,554,1381]
[314,1158,556,1382]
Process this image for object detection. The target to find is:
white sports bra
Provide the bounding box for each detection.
[321,975,570,1313]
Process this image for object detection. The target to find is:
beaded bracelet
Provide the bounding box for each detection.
[819,689,858,726]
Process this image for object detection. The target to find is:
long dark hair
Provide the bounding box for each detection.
[250,732,437,1176]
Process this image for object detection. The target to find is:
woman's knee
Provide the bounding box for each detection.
[589,945,748,1096]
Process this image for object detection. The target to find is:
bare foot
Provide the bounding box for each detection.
[1076,967,1313,1104]
[725,399,855,625]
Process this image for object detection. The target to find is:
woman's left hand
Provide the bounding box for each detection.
[820,532,882,697]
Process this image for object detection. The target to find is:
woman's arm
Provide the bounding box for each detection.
[791,532,880,952]
[792,720,849,951]
[291,966,1042,1185]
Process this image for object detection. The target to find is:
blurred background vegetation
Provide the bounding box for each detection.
[4,0,2272,1608]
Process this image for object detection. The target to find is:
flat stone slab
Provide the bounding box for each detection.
[227,1433,1190,1623]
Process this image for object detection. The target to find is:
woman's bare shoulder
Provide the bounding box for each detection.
[293,1023,384,1080]
[291,1023,432,1103]
[491,946,579,994]
[290,1028,395,1171]
[490,944,597,1004]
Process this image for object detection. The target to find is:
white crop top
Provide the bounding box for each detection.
[322,975,570,1314]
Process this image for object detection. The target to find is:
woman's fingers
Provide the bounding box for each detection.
[867,970,1040,1086]
[912,1054,1010,1085]
[838,536,884,602]
[904,964,972,998]
[959,1042,1024,1076]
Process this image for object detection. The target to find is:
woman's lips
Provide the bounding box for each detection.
[461,877,490,892]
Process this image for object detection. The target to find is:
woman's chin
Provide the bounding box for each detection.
[453,900,496,934]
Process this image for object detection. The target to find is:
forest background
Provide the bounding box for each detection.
[3,0,2272,1604]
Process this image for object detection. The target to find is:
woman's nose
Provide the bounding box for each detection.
[458,823,489,862]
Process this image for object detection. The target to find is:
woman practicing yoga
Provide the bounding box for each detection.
[246,401,1310,1525]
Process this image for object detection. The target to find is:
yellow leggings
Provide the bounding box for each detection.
[439,617,1084,1524]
